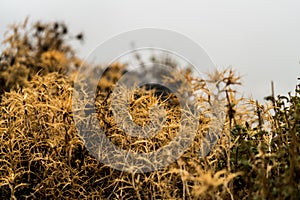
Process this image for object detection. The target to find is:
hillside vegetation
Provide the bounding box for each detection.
[0,20,299,199]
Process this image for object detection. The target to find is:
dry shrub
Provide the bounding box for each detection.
[0,64,241,199]
[0,73,82,198]
[0,18,83,96]
[1,19,300,199]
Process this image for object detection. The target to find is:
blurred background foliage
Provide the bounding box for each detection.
[0,18,83,96]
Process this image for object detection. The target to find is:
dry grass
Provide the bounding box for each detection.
[0,19,299,199]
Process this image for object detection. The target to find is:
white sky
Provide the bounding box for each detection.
[1,0,299,102]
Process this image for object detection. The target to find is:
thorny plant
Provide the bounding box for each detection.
[0,20,299,199]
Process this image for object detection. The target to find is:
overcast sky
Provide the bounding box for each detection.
[1,0,299,102]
